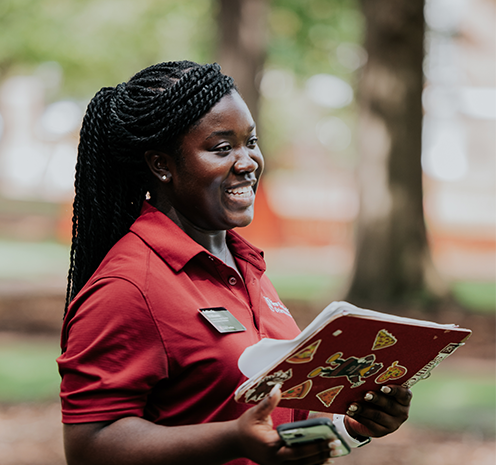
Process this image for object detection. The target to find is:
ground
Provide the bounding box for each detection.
[0,401,494,465]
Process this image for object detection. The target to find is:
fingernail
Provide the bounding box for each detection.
[329,439,342,448]
[330,439,342,456]
[364,393,374,401]
[381,386,392,394]
[346,410,355,417]
[269,383,282,398]
[348,404,358,412]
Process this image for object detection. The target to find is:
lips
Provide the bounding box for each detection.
[225,179,257,198]
[225,185,253,196]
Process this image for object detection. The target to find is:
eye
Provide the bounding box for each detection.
[247,136,259,148]
[213,143,232,153]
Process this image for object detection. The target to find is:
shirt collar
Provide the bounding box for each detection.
[130,201,266,273]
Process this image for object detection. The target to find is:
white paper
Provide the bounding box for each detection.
[237,301,458,380]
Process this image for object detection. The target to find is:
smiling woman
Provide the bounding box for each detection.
[57,61,411,465]
[144,92,264,260]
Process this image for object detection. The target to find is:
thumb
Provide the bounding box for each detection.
[253,384,282,421]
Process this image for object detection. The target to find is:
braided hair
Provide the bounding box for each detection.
[65,61,236,313]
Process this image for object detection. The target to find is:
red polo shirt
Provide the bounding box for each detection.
[58,202,307,462]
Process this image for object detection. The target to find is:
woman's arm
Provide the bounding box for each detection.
[64,386,335,465]
[64,417,239,465]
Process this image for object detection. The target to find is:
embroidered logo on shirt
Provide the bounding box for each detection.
[263,296,292,317]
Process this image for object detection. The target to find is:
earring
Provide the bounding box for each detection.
[161,174,167,181]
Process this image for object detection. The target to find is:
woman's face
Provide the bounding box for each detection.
[165,91,264,231]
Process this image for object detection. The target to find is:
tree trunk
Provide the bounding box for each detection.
[216,0,269,122]
[346,0,449,309]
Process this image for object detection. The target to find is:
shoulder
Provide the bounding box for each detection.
[62,276,159,352]
[98,231,152,276]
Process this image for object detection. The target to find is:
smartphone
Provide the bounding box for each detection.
[276,418,351,457]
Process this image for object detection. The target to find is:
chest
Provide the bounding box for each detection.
[143,253,301,377]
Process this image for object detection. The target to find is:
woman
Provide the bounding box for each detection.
[57,61,411,465]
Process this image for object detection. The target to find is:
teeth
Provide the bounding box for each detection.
[226,186,252,195]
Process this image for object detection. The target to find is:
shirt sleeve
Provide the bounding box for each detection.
[57,277,168,424]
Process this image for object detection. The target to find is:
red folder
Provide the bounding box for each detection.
[235,301,471,413]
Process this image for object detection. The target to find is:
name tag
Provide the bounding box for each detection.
[199,307,247,334]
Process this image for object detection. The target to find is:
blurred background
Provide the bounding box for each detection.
[0,0,494,464]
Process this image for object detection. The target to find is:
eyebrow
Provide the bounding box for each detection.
[206,124,256,140]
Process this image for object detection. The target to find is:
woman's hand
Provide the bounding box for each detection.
[343,385,412,439]
[235,385,338,465]
[64,385,339,465]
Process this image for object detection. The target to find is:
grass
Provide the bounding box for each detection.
[265,273,496,436]
[0,241,493,435]
[407,369,496,437]
[0,238,493,312]
[0,240,69,280]
[0,337,61,402]
[452,280,496,313]
[266,273,344,302]
[0,338,494,437]
[268,272,496,313]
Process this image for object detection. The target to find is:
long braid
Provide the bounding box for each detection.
[65,61,235,314]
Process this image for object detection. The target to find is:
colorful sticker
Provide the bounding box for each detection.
[316,385,344,408]
[326,352,343,364]
[308,353,383,388]
[244,369,293,403]
[286,340,322,364]
[281,380,313,400]
[372,329,398,350]
[375,361,407,384]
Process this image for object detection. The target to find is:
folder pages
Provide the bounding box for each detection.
[235,301,471,413]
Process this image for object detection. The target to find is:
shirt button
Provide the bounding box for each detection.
[228,276,237,286]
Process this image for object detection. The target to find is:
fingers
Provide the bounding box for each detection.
[251,384,282,422]
[381,385,413,406]
[347,385,412,416]
[360,385,412,416]
[344,385,412,437]
[275,440,333,465]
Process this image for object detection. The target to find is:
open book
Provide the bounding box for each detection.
[235,301,471,413]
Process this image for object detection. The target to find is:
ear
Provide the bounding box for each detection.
[144,150,174,183]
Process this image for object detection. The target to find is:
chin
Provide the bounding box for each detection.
[226,215,254,230]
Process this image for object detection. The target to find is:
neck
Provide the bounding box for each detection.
[150,197,228,257]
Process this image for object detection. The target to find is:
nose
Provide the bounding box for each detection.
[233,148,262,175]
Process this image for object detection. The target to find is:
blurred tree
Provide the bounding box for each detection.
[0,0,216,98]
[216,0,270,122]
[345,0,449,308]
[266,0,363,79]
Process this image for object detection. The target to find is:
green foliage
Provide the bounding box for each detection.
[267,0,363,80]
[0,0,364,98]
[0,0,216,98]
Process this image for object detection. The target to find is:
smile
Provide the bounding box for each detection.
[225,186,253,197]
